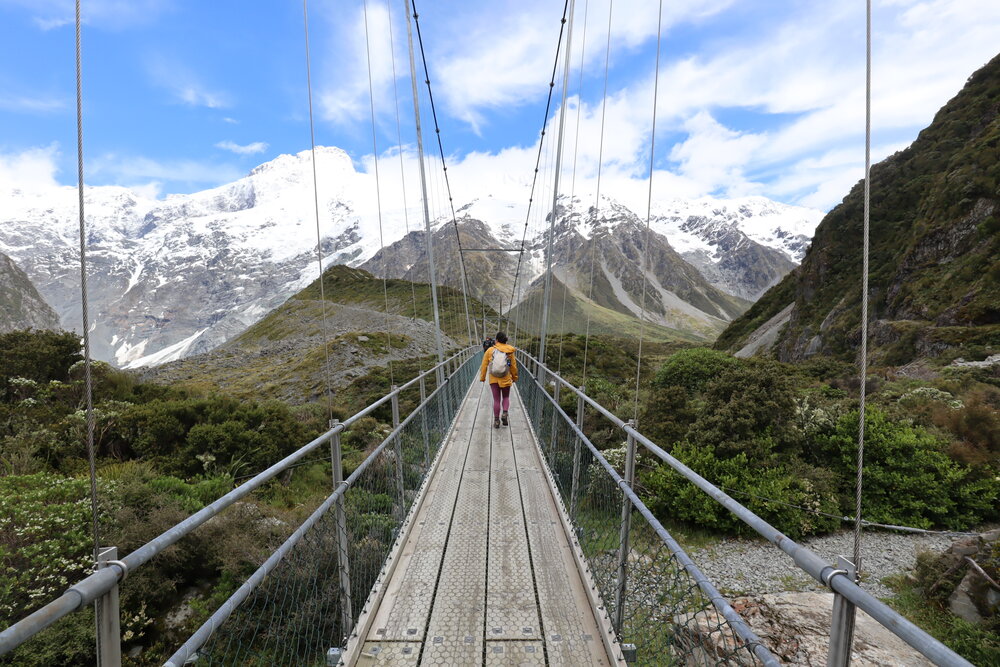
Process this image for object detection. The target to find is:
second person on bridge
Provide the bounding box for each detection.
[479,331,518,429]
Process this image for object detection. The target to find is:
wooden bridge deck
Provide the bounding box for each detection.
[346,380,623,666]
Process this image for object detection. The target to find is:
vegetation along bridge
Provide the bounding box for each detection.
[0,349,977,665]
[0,0,990,664]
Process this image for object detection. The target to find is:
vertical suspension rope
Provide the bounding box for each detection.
[633,0,665,422]
[302,0,335,422]
[384,0,420,326]
[556,0,590,378]
[509,0,572,350]
[854,0,872,577]
[409,0,475,347]
[580,0,614,388]
[75,0,101,581]
[537,0,575,367]
[362,0,395,386]
[403,0,446,373]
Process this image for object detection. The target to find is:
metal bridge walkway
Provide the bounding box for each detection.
[345,380,623,666]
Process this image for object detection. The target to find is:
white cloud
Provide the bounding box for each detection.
[0,144,61,191]
[89,153,243,188]
[215,141,269,155]
[430,0,735,128]
[0,94,65,113]
[0,0,173,30]
[318,1,398,126]
[222,117,239,125]
[147,57,231,109]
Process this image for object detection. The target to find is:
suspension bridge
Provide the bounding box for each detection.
[0,0,984,665]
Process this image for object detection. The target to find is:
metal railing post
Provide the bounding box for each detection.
[95,546,121,667]
[548,381,561,462]
[330,421,353,636]
[828,555,858,667]
[570,386,585,521]
[614,421,637,635]
[391,386,405,522]
[533,364,546,432]
[419,375,431,468]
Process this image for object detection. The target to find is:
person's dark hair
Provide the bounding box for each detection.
[495,331,508,344]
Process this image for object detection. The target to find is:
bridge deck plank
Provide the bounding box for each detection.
[486,394,541,643]
[508,388,612,667]
[356,378,617,666]
[366,382,483,643]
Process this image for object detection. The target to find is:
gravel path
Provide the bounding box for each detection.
[687,529,958,600]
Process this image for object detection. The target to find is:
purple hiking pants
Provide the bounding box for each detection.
[490,383,510,418]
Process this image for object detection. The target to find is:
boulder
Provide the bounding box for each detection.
[673,592,932,665]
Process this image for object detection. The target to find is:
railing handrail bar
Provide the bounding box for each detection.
[163,356,471,666]
[519,352,973,667]
[0,347,475,657]
[524,365,779,666]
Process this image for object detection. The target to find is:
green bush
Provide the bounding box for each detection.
[641,443,840,538]
[0,330,82,399]
[653,348,737,393]
[689,359,801,460]
[815,409,1000,528]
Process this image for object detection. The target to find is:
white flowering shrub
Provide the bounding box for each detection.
[0,473,93,620]
[898,386,964,409]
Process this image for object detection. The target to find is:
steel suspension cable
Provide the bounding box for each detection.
[633,0,665,422]
[508,0,573,343]
[362,0,395,386]
[302,0,335,421]
[384,0,420,326]
[74,0,101,603]
[538,0,577,368]
[854,0,872,578]
[408,0,475,347]
[580,0,615,388]
[556,0,590,378]
[403,0,445,377]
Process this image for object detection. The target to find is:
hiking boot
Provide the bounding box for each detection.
[501,411,509,426]
[494,418,501,429]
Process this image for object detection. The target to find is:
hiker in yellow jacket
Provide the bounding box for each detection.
[479,331,518,429]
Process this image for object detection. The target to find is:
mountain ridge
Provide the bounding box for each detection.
[717,52,1000,362]
[0,148,820,367]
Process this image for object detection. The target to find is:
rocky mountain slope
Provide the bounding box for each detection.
[0,251,59,333]
[717,52,1000,362]
[144,266,474,403]
[0,146,819,367]
[362,195,792,341]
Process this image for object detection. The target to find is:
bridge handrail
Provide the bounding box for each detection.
[163,350,477,666]
[0,346,476,657]
[523,363,779,666]
[519,350,973,667]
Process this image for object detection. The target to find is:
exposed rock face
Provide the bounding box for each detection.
[675,592,932,665]
[717,52,1000,362]
[1,148,818,367]
[364,198,752,341]
[0,251,59,332]
[656,214,799,301]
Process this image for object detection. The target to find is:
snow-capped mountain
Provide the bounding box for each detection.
[0,147,822,367]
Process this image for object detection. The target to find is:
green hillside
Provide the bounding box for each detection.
[148,266,497,403]
[718,52,1000,363]
[508,275,708,345]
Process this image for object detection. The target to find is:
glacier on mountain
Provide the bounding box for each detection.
[0,146,822,367]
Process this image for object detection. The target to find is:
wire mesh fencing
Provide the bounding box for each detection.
[518,360,774,666]
[169,352,480,666]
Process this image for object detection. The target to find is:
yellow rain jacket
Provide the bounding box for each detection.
[479,343,518,388]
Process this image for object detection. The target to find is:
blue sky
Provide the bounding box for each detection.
[1,0,999,212]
